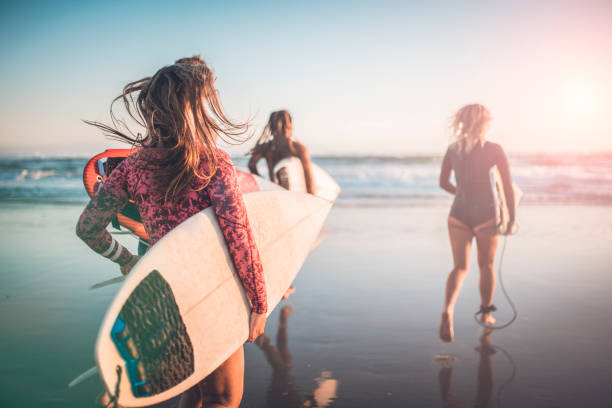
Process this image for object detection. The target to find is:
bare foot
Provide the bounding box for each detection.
[282,285,296,300]
[480,312,496,326]
[439,312,454,343]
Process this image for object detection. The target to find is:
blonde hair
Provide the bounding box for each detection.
[450,104,491,155]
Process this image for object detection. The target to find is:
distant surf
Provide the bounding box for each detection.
[1,153,612,205]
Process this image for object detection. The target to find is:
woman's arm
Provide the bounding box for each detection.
[496,145,515,222]
[76,161,135,271]
[248,151,263,176]
[208,152,267,315]
[294,142,315,194]
[439,148,456,195]
[249,148,276,182]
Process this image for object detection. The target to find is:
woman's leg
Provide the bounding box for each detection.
[440,216,474,342]
[201,346,245,408]
[474,220,499,325]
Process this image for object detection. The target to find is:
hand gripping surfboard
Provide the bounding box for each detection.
[273,157,340,202]
[489,165,523,235]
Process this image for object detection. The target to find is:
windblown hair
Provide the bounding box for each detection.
[249,110,292,155]
[450,104,491,155]
[86,56,249,203]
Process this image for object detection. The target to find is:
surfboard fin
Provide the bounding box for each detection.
[68,365,98,388]
[89,276,126,290]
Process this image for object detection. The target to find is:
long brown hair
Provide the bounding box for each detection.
[450,104,491,155]
[249,110,292,155]
[86,56,249,203]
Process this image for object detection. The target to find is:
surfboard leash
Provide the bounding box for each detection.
[100,365,122,408]
[474,228,519,330]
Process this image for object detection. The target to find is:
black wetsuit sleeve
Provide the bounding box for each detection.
[495,145,515,221]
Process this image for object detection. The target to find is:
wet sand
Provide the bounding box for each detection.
[0,202,611,407]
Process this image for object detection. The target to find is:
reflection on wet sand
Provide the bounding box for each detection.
[437,328,516,408]
[255,306,338,408]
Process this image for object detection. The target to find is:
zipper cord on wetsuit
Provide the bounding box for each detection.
[474,225,519,330]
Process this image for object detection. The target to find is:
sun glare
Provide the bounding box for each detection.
[562,79,600,120]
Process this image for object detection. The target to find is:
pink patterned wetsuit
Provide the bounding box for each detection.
[76,148,267,314]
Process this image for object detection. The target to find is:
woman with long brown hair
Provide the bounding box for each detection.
[438,104,515,343]
[247,110,315,194]
[76,56,266,408]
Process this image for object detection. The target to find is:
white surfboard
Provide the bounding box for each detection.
[87,173,285,291]
[273,157,340,202]
[95,190,332,406]
[88,228,330,291]
[490,165,523,235]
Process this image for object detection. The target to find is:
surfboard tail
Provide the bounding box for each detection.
[490,165,523,235]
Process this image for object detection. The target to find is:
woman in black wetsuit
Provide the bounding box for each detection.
[438,104,515,342]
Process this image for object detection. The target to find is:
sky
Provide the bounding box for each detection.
[0,0,611,156]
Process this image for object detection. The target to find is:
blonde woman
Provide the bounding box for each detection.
[438,104,515,342]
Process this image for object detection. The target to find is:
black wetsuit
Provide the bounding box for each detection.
[442,141,513,229]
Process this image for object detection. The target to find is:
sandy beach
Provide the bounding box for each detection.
[1,199,611,407]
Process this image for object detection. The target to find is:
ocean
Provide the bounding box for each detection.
[2,153,612,206]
